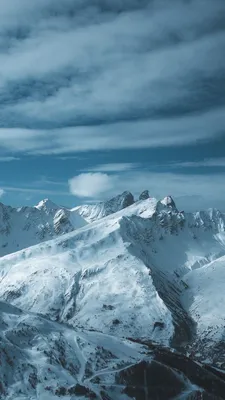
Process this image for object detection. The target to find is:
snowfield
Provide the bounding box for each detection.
[1,193,225,398]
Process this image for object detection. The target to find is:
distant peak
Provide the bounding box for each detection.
[110,191,134,209]
[139,190,150,201]
[160,195,178,211]
[35,198,59,210]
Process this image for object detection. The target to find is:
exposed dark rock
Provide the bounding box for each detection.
[55,386,67,396]
[153,321,165,330]
[117,191,134,209]
[102,304,115,310]
[102,191,135,216]
[68,384,97,398]
[139,190,150,201]
[117,360,185,400]
[112,319,121,325]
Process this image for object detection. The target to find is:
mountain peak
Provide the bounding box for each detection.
[139,190,150,201]
[160,195,178,211]
[75,191,135,223]
[114,191,134,208]
[35,198,59,210]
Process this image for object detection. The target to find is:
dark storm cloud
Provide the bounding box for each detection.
[0,0,224,153]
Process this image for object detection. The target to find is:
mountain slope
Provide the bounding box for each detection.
[0,198,174,345]
[2,300,225,400]
[0,300,149,400]
[0,199,87,257]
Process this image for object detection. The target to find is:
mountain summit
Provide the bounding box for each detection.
[35,198,59,211]
[139,189,150,200]
[160,195,178,211]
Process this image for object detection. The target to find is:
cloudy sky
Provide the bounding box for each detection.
[0,0,225,211]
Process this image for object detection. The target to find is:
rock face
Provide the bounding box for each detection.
[115,190,134,209]
[139,190,150,201]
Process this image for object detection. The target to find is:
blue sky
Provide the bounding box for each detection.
[0,0,225,211]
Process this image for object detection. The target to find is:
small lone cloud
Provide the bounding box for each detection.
[69,173,114,198]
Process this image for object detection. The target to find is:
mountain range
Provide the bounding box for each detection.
[1,191,225,399]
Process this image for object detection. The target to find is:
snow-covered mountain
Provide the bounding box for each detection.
[0,197,173,344]
[0,199,87,257]
[1,193,225,398]
[73,190,135,223]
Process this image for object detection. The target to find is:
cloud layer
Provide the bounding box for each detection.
[0,0,224,154]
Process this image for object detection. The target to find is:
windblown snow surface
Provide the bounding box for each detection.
[1,195,225,398]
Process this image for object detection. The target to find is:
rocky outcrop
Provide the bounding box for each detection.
[111,190,134,209]
[75,191,135,222]
[139,190,150,201]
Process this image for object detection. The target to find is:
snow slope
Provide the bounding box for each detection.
[0,199,87,257]
[120,207,225,345]
[180,253,225,365]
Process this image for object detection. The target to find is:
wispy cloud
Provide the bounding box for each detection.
[0,156,20,162]
[57,156,84,161]
[1,186,70,196]
[0,0,224,154]
[170,158,225,168]
[0,188,5,198]
[141,157,225,169]
[31,176,68,187]
[0,107,224,154]
[83,163,139,172]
